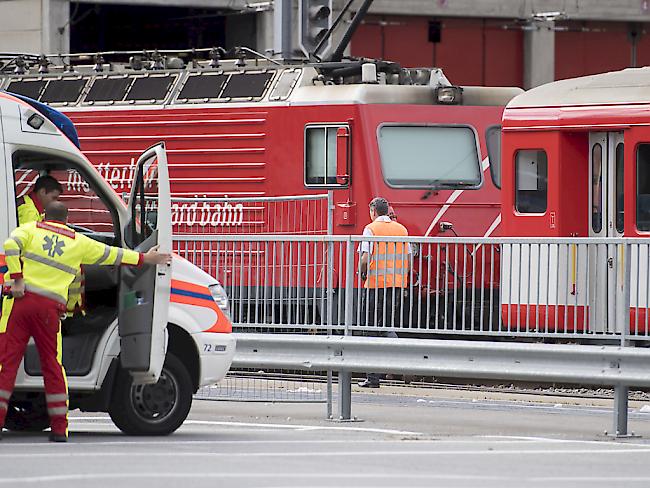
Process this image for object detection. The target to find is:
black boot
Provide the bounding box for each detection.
[48,432,68,443]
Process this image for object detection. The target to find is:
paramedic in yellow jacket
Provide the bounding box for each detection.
[0,201,171,442]
[17,175,63,225]
[357,197,410,388]
[14,175,84,313]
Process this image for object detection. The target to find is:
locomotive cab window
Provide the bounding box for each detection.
[486,125,502,189]
[515,149,548,214]
[637,144,650,231]
[304,124,349,187]
[377,125,482,188]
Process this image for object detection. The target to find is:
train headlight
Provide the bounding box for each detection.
[208,283,231,319]
[436,86,463,105]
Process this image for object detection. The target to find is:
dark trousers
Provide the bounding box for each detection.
[361,288,403,385]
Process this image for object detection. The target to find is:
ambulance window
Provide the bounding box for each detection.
[486,125,501,189]
[378,125,481,188]
[515,149,548,214]
[636,144,650,231]
[592,144,603,233]
[305,125,343,186]
[12,152,117,244]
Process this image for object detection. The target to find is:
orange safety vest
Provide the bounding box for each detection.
[365,220,409,289]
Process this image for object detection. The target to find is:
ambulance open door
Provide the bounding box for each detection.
[119,142,172,383]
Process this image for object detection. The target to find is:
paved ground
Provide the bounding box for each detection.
[2,387,650,487]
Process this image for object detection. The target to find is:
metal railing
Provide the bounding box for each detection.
[175,235,650,340]
[179,233,650,434]
[171,194,333,236]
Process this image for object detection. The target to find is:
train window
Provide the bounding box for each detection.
[269,69,300,100]
[515,149,547,214]
[636,144,650,231]
[85,77,132,102]
[592,144,603,233]
[221,73,274,99]
[178,73,228,100]
[616,143,624,233]
[304,125,344,186]
[377,125,481,188]
[7,79,46,100]
[486,125,501,189]
[126,75,175,101]
[40,79,87,104]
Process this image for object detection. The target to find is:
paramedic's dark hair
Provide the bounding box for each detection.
[369,197,389,216]
[45,201,68,222]
[34,175,63,195]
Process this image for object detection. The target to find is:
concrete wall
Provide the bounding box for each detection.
[366,0,650,22]
[0,0,69,54]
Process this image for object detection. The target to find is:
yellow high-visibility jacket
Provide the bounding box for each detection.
[14,193,83,313]
[17,194,44,226]
[4,220,142,306]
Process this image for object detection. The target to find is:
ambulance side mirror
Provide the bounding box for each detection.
[336,126,350,186]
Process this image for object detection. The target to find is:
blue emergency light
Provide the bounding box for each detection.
[4,92,81,149]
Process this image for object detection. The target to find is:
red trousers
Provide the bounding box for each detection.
[0,292,68,436]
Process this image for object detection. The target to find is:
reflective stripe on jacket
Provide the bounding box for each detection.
[4,220,143,305]
[365,220,409,289]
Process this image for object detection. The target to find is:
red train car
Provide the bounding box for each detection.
[500,67,650,334]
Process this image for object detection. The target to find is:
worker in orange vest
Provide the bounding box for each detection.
[358,197,410,388]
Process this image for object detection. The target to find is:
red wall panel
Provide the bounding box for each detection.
[484,24,523,87]
[351,16,523,87]
[433,18,484,85]
[383,16,434,67]
[633,29,650,67]
[556,22,631,80]
[352,21,383,60]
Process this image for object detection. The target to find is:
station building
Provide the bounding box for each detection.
[2,0,650,88]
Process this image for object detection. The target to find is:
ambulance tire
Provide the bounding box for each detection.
[109,353,193,436]
[4,398,50,432]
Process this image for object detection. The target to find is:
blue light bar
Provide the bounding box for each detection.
[4,92,81,149]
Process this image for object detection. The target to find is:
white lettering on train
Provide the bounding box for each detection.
[66,161,245,227]
[170,201,244,227]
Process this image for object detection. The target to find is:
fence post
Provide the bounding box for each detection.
[613,242,632,437]
[337,236,355,421]
[325,193,335,418]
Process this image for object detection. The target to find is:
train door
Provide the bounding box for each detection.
[588,132,625,332]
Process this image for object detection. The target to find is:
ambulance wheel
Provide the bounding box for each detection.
[5,397,50,432]
[109,353,193,435]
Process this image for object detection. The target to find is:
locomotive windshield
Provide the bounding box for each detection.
[377,125,482,189]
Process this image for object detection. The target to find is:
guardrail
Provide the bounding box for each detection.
[233,333,647,436]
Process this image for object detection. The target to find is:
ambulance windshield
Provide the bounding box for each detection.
[377,125,482,189]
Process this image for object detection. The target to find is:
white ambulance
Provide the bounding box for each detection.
[0,92,236,435]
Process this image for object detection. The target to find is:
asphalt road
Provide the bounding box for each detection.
[2,389,650,487]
